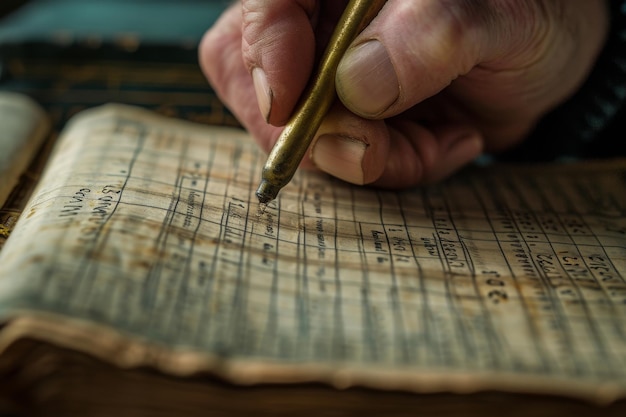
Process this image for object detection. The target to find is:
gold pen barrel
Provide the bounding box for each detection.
[256,0,387,204]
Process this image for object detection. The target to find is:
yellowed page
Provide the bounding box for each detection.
[0,92,49,206]
[0,104,624,404]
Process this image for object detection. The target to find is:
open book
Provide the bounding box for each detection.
[0,93,625,415]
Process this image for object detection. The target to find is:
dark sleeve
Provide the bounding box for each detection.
[498,0,626,162]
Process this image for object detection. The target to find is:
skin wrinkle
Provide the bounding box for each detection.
[359,0,489,116]
[242,11,308,71]
[435,1,607,146]
[241,0,320,126]
[242,0,337,83]
[201,0,610,189]
[481,0,548,62]
[434,0,495,62]
[477,1,606,109]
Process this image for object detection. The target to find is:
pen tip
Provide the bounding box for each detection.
[255,179,279,205]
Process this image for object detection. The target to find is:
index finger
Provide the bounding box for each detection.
[242,0,320,125]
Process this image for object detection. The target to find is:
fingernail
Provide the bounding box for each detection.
[311,134,367,184]
[252,67,272,121]
[336,40,399,117]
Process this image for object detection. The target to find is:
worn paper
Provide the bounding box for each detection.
[0,104,624,404]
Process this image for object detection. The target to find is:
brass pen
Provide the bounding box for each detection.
[255,0,387,205]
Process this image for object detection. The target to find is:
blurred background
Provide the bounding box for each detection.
[0,0,238,129]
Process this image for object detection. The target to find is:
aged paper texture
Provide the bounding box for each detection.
[0,104,624,404]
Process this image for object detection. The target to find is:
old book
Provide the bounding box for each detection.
[0,92,49,208]
[0,96,625,416]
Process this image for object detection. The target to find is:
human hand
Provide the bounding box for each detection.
[199,0,608,188]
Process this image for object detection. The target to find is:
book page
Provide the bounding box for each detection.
[0,92,50,207]
[0,104,624,404]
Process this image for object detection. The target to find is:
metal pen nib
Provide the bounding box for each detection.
[256,179,280,205]
[255,0,387,204]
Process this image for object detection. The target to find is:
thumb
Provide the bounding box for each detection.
[335,0,505,118]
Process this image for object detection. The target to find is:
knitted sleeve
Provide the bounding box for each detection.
[498,0,626,162]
